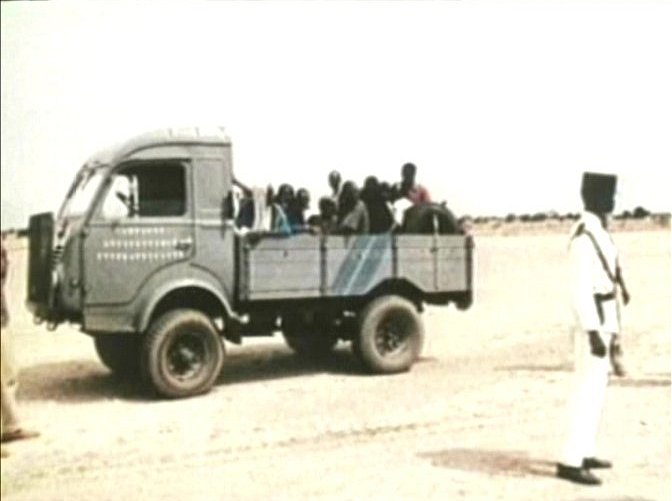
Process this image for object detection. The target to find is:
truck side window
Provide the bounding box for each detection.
[133,163,186,217]
[102,162,187,219]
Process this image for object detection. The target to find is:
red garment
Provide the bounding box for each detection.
[406,184,431,204]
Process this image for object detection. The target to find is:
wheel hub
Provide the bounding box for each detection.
[167,335,205,380]
[375,317,409,356]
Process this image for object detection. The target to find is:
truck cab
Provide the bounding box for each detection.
[27,127,473,399]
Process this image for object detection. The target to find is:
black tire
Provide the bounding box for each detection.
[93,334,141,376]
[282,314,338,359]
[140,309,224,399]
[353,295,424,374]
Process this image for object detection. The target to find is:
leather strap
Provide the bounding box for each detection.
[574,223,629,301]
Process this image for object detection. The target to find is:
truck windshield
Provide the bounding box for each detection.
[58,168,106,219]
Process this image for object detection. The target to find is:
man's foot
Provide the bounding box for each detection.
[556,463,602,485]
[610,338,627,377]
[1,428,40,443]
[611,352,627,377]
[612,362,627,377]
[1,447,8,458]
[583,457,612,469]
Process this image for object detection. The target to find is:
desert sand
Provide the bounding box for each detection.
[1,229,669,500]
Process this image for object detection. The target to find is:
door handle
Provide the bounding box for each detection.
[175,238,193,251]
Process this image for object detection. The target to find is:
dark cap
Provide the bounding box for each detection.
[581,172,617,213]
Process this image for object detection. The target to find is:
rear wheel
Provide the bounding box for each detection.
[140,309,224,399]
[353,295,424,373]
[93,334,141,376]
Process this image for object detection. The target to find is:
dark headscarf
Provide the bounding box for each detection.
[337,181,359,223]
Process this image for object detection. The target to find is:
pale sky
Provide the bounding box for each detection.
[2,1,671,229]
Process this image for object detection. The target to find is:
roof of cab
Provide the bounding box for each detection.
[84,127,231,167]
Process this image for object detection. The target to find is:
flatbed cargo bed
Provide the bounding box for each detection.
[239,233,473,303]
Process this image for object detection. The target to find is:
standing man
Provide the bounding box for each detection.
[557,172,629,485]
[1,236,40,457]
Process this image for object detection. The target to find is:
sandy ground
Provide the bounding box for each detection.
[1,230,669,501]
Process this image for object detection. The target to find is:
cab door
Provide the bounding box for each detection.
[82,160,194,306]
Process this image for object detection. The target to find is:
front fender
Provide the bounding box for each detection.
[135,273,236,333]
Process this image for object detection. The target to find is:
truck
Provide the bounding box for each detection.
[26,127,474,398]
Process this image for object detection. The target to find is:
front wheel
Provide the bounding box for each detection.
[140,309,225,399]
[353,295,424,374]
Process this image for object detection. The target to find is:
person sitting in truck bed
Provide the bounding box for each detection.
[361,176,394,234]
[308,196,339,235]
[261,186,291,235]
[337,181,370,235]
[275,183,295,217]
[287,188,310,231]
